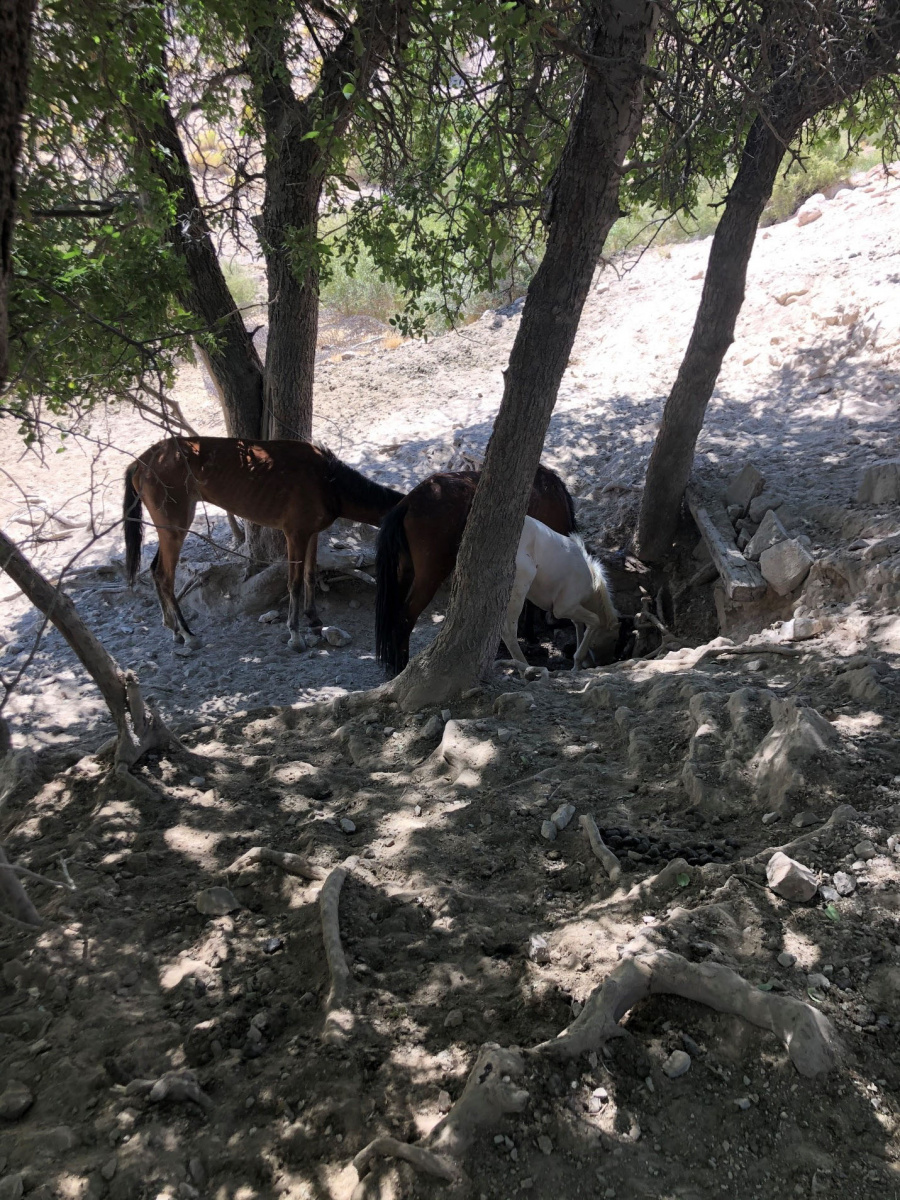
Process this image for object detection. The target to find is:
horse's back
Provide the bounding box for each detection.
[518,517,591,614]
[134,437,333,528]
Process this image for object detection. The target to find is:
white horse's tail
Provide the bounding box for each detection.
[572,535,618,629]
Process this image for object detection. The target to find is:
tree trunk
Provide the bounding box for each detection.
[635,116,793,563]
[389,0,659,711]
[135,100,266,440]
[0,0,35,386]
[0,532,170,768]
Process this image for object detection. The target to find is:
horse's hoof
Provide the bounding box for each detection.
[288,633,307,652]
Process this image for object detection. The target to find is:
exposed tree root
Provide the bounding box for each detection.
[352,1044,529,1194]
[320,864,353,1045]
[0,846,41,928]
[226,845,324,880]
[534,949,839,1078]
[580,813,622,883]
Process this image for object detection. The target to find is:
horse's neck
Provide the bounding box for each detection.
[340,493,398,526]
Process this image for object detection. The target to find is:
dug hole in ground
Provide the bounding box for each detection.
[1,166,900,1199]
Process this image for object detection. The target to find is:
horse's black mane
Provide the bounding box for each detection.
[319,444,405,509]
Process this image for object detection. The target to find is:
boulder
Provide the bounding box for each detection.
[760,538,814,595]
[857,461,900,505]
[745,509,788,561]
[724,464,765,516]
[766,852,817,901]
[195,887,240,917]
[750,697,839,808]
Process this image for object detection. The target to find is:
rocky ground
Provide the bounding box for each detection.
[1,166,900,1199]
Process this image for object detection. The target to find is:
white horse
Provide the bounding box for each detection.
[500,516,619,673]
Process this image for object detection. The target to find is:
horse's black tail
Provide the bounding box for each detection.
[375,501,411,675]
[123,464,143,586]
[564,482,578,534]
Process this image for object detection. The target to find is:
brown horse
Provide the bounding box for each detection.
[375,465,577,674]
[124,437,404,650]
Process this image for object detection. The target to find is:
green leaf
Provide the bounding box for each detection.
[676,872,690,888]
[824,903,840,921]
[757,982,774,992]
[342,83,356,99]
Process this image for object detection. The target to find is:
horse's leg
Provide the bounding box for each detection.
[567,605,602,670]
[302,532,322,632]
[285,534,309,652]
[152,525,200,649]
[500,568,534,675]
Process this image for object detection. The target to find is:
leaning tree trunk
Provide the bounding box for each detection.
[635,116,793,563]
[389,0,659,711]
[0,533,171,771]
[134,99,266,441]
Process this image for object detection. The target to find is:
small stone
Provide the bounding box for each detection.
[733,1098,751,1111]
[796,203,822,227]
[101,1156,118,1182]
[339,818,356,834]
[262,937,284,955]
[414,804,422,817]
[496,728,514,744]
[853,839,877,860]
[780,617,827,641]
[258,609,281,624]
[681,1034,702,1057]
[766,852,817,902]
[662,1050,691,1079]
[762,811,780,825]
[188,776,206,788]
[441,709,451,722]
[188,1158,206,1188]
[807,973,831,991]
[791,810,820,828]
[777,952,796,968]
[541,820,558,841]
[437,1090,452,1113]
[529,934,551,963]
[195,887,240,917]
[348,599,360,609]
[322,626,351,647]
[819,885,840,902]
[760,539,814,596]
[537,1134,553,1155]
[444,1009,464,1029]
[0,1082,33,1121]
[833,871,856,896]
[589,1087,608,1113]
[551,803,576,831]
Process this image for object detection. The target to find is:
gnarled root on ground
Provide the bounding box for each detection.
[534,949,839,1078]
[226,845,324,880]
[352,1044,529,1195]
[320,864,353,1045]
[580,813,622,883]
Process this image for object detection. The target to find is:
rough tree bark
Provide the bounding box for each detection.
[387,0,659,711]
[133,97,266,441]
[248,0,411,442]
[635,116,794,562]
[0,0,35,387]
[636,2,900,563]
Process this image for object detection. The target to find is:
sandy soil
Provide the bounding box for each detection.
[1,165,900,1200]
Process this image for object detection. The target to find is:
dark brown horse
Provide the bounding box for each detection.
[375,465,577,674]
[124,437,404,650]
